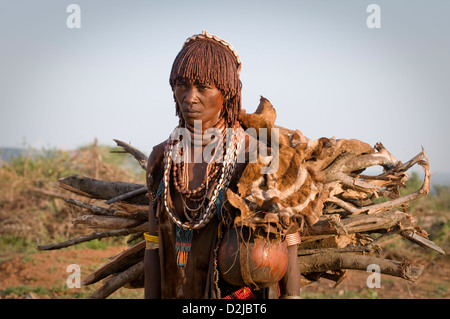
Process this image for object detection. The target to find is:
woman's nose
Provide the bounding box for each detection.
[184,87,198,105]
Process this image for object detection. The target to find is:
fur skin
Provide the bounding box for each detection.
[229,97,374,239]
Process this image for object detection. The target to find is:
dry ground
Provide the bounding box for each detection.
[0,244,448,299]
[0,245,144,299]
[300,255,450,299]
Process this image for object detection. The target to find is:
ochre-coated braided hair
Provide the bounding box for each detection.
[169,33,242,128]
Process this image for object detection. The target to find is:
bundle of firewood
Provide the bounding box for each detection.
[37,139,151,298]
[37,103,445,299]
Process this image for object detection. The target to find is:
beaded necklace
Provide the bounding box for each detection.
[163,122,243,267]
[163,121,243,230]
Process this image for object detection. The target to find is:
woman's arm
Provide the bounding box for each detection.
[278,233,301,298]
[144,203,161,298]
[144,144,165,299]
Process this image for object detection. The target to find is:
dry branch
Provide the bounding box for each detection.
[401,228,446,254]
[37,229,134,251]
[72,214,148,232]
[88,260,145,299]
[82,240,145,286]
[298,229,400,256]
[324,149,430,216]
[113,139,148,171]
[110,202,149,220]
[58,174,148,205]
[29,186,70,200]
[64,198,116,216]
[300,210,411,240]
[298,253,424,282]
[104,186,147,205]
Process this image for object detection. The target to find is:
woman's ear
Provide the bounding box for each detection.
[173,93,184,124]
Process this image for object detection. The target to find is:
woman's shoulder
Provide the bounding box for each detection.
[149,140,168,162]
[146,139,169,190]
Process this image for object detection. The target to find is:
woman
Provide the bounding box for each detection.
[144,31,300,299]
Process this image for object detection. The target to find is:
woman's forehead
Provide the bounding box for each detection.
[175,77,217,86]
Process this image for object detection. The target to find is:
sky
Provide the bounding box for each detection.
[1,1,449,179]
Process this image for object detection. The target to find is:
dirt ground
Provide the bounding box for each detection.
[300,255,450,299]
[0,245,448,299]
[0,245,144,299]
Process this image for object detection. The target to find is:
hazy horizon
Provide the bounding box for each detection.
[1,1,449,175]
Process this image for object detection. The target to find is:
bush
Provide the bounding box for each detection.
[0,141,145,245]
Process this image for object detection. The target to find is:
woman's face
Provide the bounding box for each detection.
[174,78,224,130]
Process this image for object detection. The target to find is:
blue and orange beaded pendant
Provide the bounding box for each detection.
[175,225,193,267]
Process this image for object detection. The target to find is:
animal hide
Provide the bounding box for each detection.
[229,97,385,240]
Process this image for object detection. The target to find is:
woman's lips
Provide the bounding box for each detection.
[182,109,201,116]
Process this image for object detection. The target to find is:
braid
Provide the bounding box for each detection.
[170,32,242,128]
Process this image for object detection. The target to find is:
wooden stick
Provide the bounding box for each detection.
[298,253,424,281]
[58,174,148,205]
[300,210,411,240]
[113,139,148,171]
[323,153,430,215]
[342,152,396,174]
[401,228,446,254]
[104,186,147,205]
[64,198,116,216]
[82,240,146,286]
[37,229,133,251]
[298,228,400,256]
[29,186,69,200]
[88,260,144,299]
[72,214,148,232]
[111,202,149,220]
[392,147,427,173]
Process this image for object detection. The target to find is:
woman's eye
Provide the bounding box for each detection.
[198,85,210,91]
